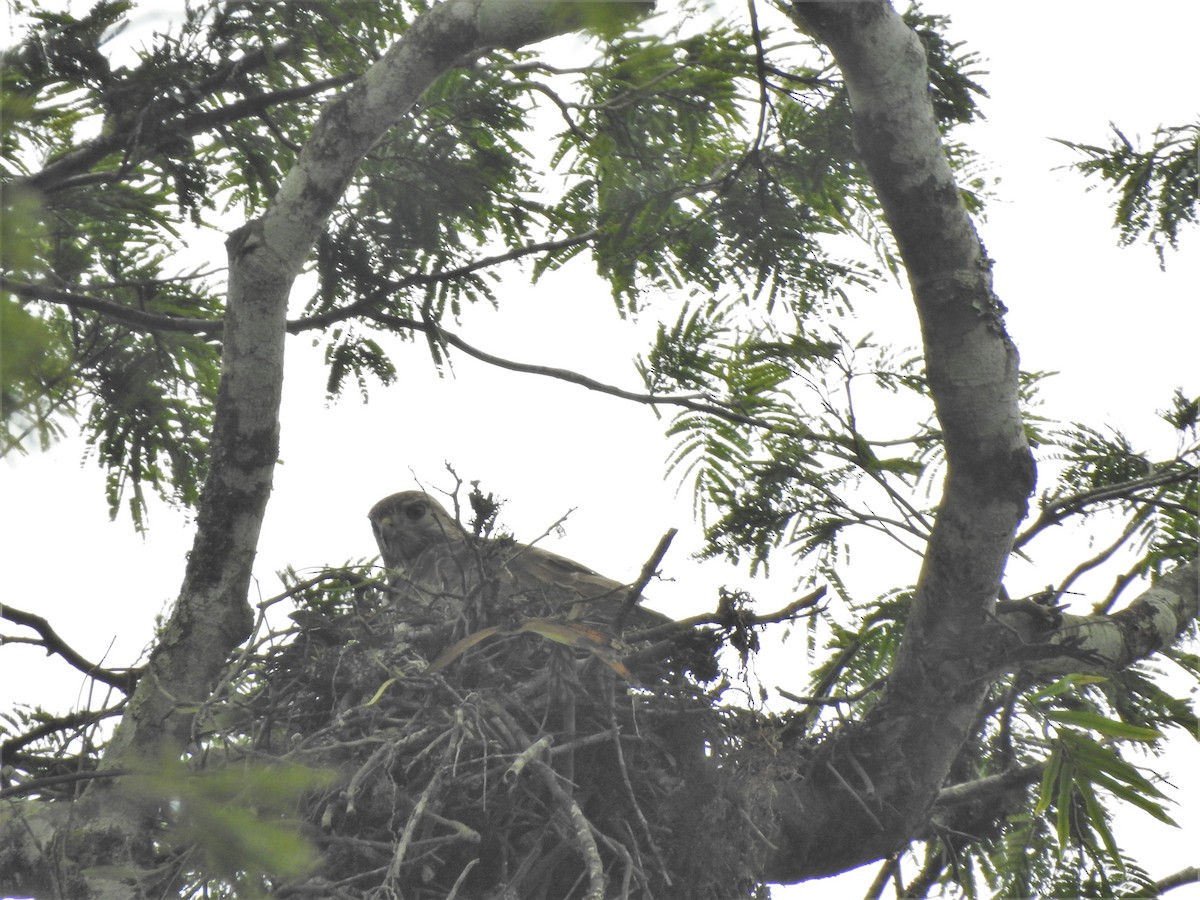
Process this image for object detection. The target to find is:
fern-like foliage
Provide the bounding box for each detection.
[1055,122,1200,267]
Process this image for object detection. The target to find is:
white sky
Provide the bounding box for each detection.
[2,2,1198,897]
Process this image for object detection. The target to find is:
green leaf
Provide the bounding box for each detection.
[1088,770,1179,827]
[1025,674,1110,704]
[1054,756,1074,848]
[1043,709,1163,742]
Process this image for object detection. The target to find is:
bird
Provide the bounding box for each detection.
[367,490,668,631]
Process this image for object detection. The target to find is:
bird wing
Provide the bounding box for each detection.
[498,543,668,629]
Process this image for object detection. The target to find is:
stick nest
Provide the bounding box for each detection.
[197,565,787,900]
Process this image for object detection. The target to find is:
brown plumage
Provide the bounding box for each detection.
[367,490,667,630]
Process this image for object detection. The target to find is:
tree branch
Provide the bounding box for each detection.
[0,705,124,761]
[631,586,827,645]
[1154,867,1200,896]
[1055,509,1149,598]
[934,764,1043,807]
[1,605,139,692]
[287,228,599,334]
[1014,465,1197,551]
[0,276,221,335]
[365,310,776,430]
[764,0,1034,881]
[991,561,1199,678]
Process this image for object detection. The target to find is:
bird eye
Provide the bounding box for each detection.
[404,502,427,521]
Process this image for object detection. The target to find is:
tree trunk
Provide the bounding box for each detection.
[764,1,1035,880]
[14,3,650,897]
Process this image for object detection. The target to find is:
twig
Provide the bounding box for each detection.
[1055,509,1148,599]
[613,529,677,632]
[632,585,827,643]
[389,731,459,886]
[608,704,671,886]
[294,229,599,333]
[444,859,479,900]
[825,760,883,831]
[535,759,606,900]
[776,678,883,708]
[504,734,553,785]
[1014,465,1197,550]
[0,275,220,335]
[366,310,776,431]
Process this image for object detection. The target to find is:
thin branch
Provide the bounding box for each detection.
[1,276,221,335]
[613,529,677,632]
[523,80,588,141]
[1055,509,1150,599]
[0,705,125,760]
[1,604,140,692]
[364,310,776,431]
[1015,465,1198,550]
[287,228,599,334]
[535,759,605,900]
[0,767,128,800]
[790,635,862,730]
[631,585,827,645]
[776,678,883,708]
[172,72,356,139]
[503,61,598,77]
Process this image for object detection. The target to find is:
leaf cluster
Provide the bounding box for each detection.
[2,1,999,532]
[1029,414,1199,596]
[1055,122,1199,267]
[857,669,1193,899]
[2,0,417,521]
[653,318,939,576]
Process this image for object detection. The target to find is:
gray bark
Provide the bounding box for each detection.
[765,0,1036,880]
[761,2,1197,882]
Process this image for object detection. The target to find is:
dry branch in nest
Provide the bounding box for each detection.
[178,552,804,900]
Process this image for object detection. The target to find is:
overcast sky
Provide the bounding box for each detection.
[2,2,1198,897]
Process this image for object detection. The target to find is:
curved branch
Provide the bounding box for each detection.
[764,1,1034,881]
[1015,465,1197,551]
[366,310,775,429]
[1155,867,1200,896]
[0,705,125,761]
[1055,508,1150,598]
[1,605,139,692]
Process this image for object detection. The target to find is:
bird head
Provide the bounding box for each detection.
[368,491,465,569]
